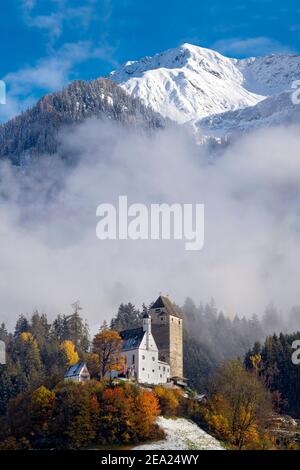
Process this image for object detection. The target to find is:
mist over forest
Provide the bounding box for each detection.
[1,117,300,332]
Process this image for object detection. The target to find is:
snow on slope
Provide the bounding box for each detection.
[236,54,300,96]
[109,43,264,123]
[133,417,224,450]
[109,44,300,138]
[196,91,300,138]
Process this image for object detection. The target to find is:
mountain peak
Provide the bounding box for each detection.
[109,44,300,126]
[109,44,264,123]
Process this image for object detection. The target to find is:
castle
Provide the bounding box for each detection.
[64,295,184,386]
[117,295,183,385]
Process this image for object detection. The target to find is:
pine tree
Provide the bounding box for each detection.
[51,314,69,342]
[14,315,30,337]
[65,301,89,354]
[110,303,142,331]
[30,311,50,349]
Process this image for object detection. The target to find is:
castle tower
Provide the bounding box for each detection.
[142,312,151,350]
[150,296,183,378]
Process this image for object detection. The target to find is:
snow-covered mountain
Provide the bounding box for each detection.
[236,54,300,96]
[1,43,300,165]
[195,91,300,140]
[110,43,264,123]
[110,43,300,135]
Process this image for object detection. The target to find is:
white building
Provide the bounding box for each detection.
[64,362,90,382]
[117,312,171,385]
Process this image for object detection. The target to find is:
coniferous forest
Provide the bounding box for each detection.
[0,299,299,450]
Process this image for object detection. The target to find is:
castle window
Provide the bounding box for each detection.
[142,368,145,371]
[152,370,155,373]
[142,355,145,360]
[152,357,155,361]
[179,320,181,325]
[163,366,166,372]
[132,354,135,364]
[160,317,164,321]
[155,308,160,313]
[159,366,161,370]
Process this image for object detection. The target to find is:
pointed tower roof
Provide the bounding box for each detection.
[151,295,183,319]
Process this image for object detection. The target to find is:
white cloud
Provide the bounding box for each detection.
[1,120,300,328]
[0,41,116,122]
[27,12,64,39]
[4,0,118,124]
[5,42,94,91]
[21,0,96,41]
[212,36,293,57]
[22,0,36,10]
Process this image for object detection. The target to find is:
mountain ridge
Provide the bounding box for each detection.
[1,43,300,164]
[109,43,265,123]
[0,77,167,165]
[110,43,300,133]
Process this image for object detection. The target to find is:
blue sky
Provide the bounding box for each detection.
[0,0,300,121]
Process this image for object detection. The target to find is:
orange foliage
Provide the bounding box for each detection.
[134,390,160,436]
[93,329,124,378]
[100,385,160,443]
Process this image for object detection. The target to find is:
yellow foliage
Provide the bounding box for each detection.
[20,332,34,343]
[205,393,273,449]
[60,340,79,366]
[204,395,233,441]
[154,386,181,415]
[32,385,55,409]
[19,332,40,352]
[250,354,262,376]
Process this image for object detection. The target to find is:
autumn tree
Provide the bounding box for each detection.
[206,359,272,449]
[59,340,79,366]
[99,385,134,443]
[30,386,55,439]
[99,384,160,444]
[250,353,262,378]
[51,382,99,448]
[154,385,181,416]
[92,327,124,378]
[134,389,160,438]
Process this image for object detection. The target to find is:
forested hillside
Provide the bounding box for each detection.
[0,78,166,165]
[0,299,299,449]
[1,298,299,415]
[245,333,300,417]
